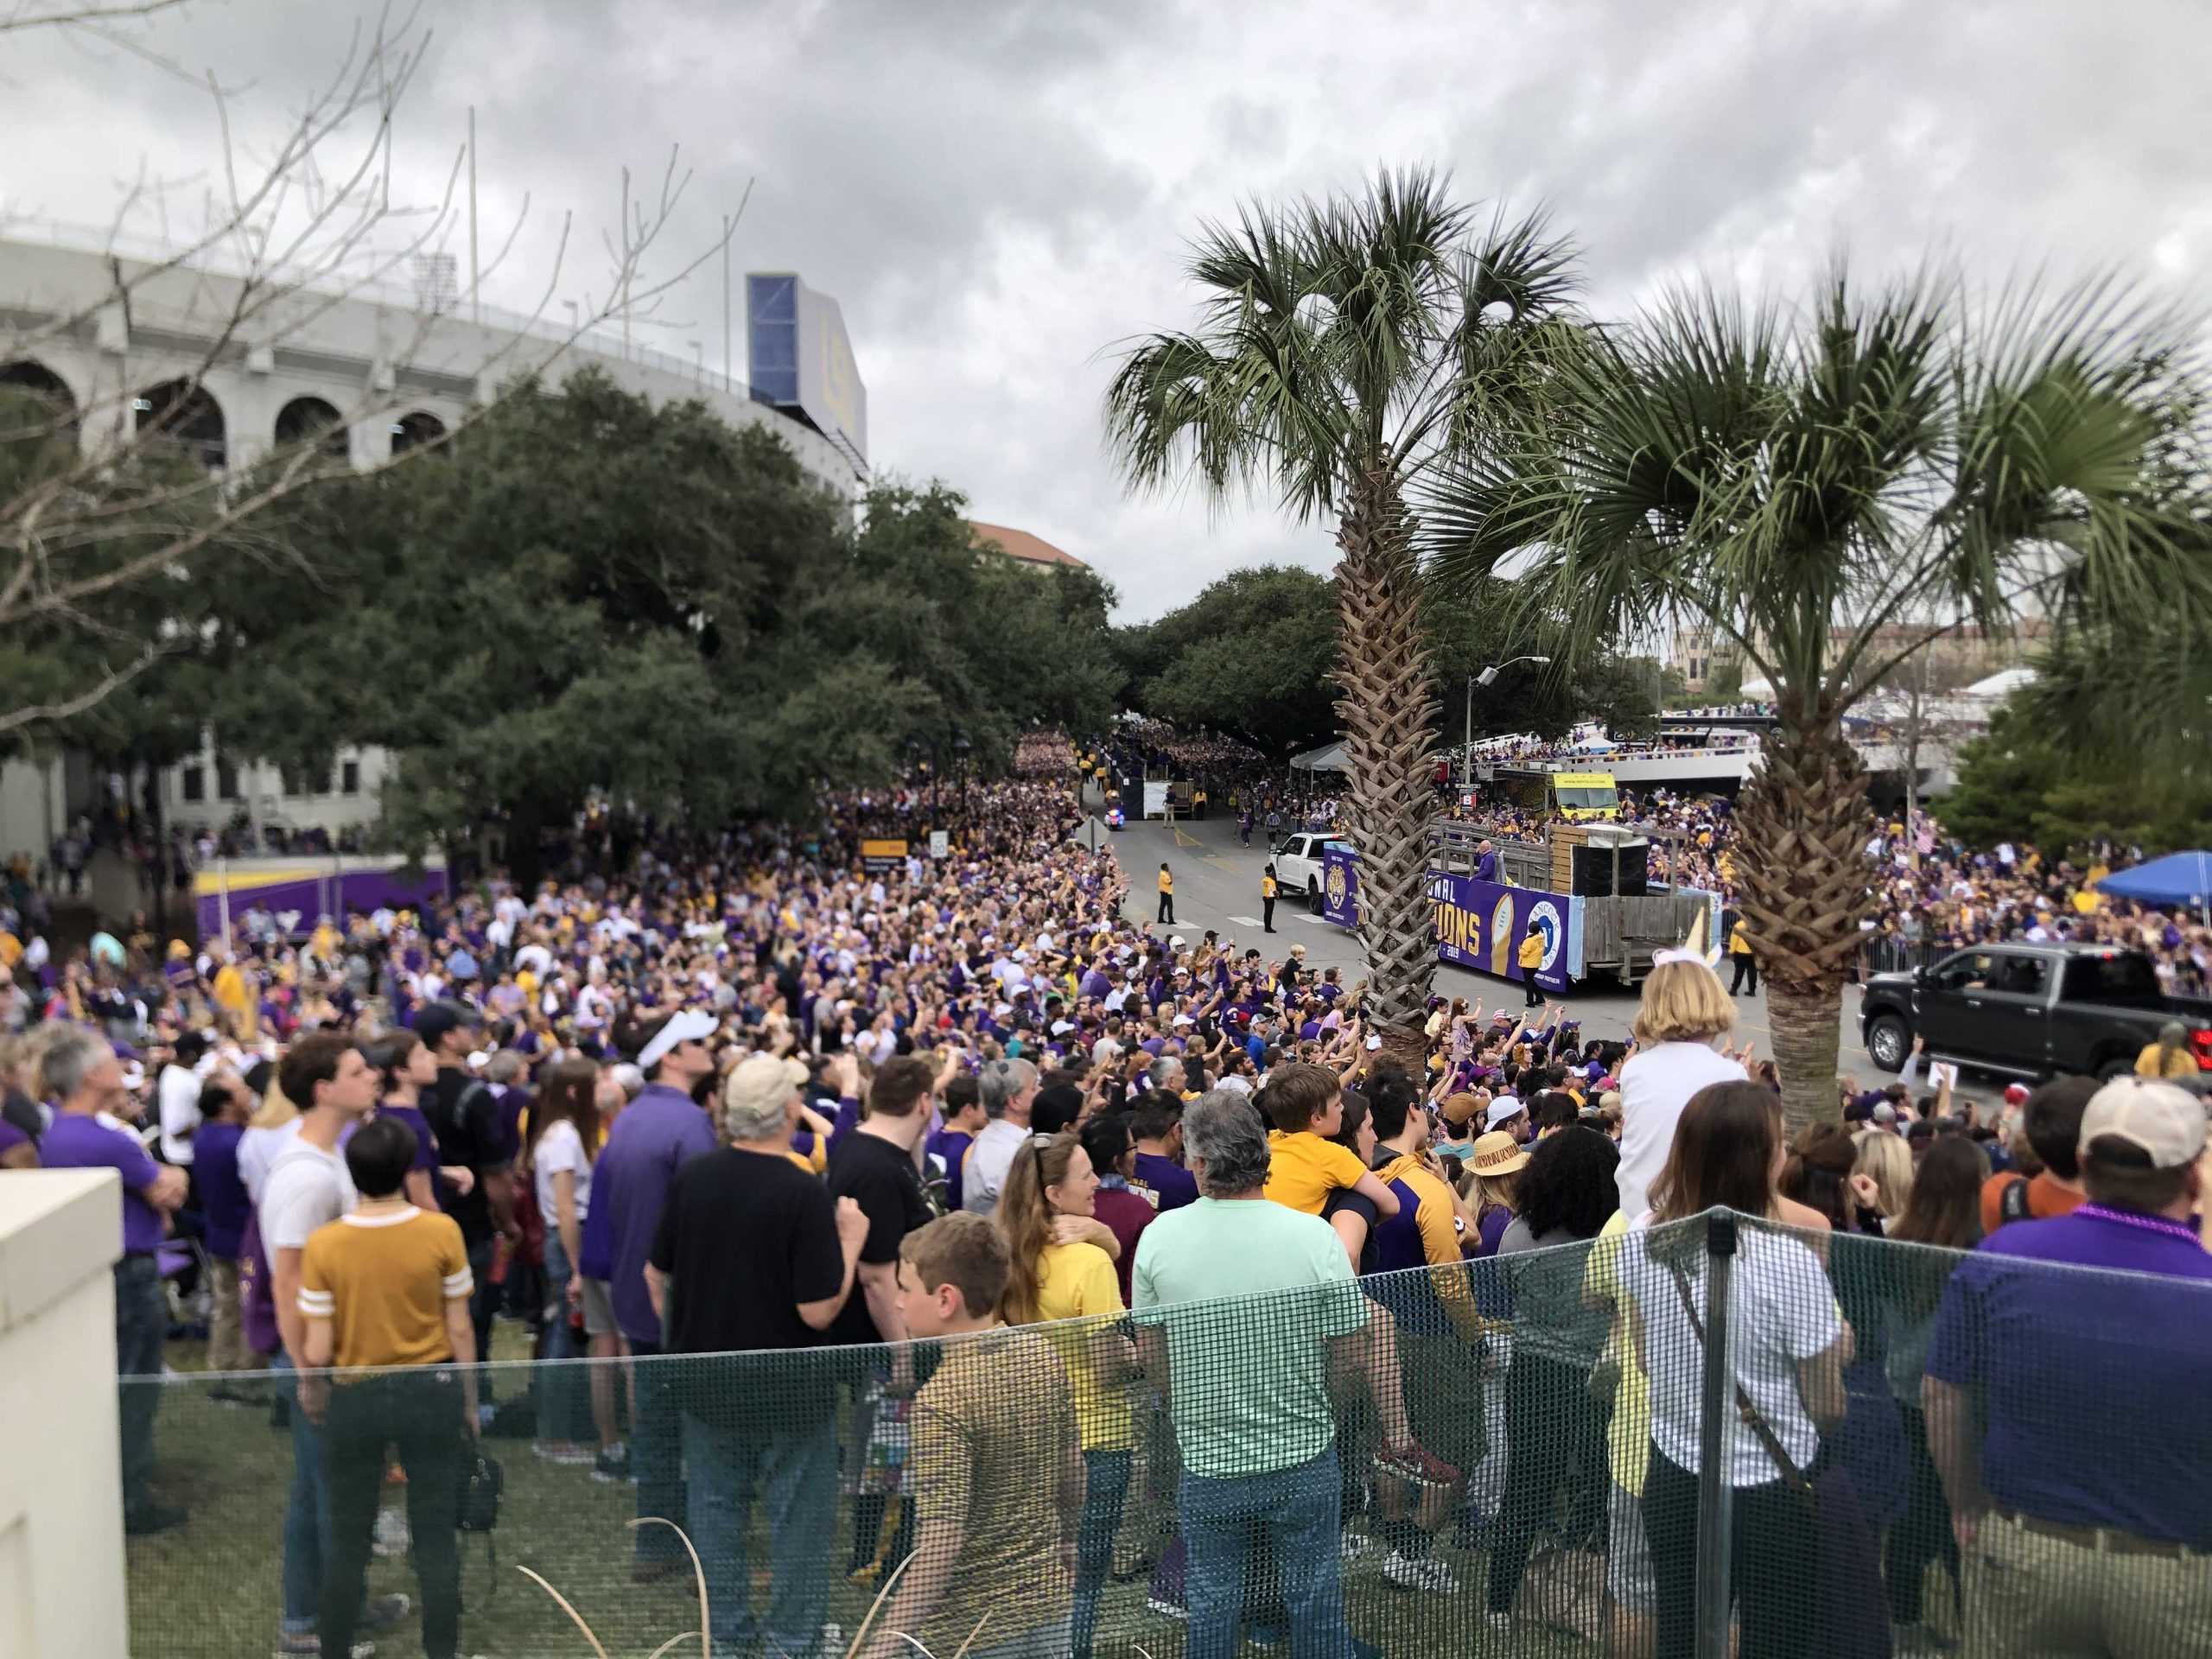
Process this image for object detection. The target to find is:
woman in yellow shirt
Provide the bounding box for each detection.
[2137,1020,2202,1079]
[997,1134,1138,1659]
[1156,861,1174,925]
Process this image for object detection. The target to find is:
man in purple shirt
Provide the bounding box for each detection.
[1129,1096,1198,1211]
[1924,1077,2212,1654]
[36,1022,188,1533]
[591,1007,719,1579]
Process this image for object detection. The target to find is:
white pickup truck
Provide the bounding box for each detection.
[1272,831,1350,912]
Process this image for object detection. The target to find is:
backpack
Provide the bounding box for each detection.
[1995,1173,2033,1225]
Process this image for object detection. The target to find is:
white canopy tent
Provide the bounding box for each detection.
[1289,740,1349,773]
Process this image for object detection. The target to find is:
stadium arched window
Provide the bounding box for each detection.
[275,395,350,462]
[390,409,447,456]
[134,378,227,472]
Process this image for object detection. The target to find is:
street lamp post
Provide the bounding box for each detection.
[1465,654,1553,784]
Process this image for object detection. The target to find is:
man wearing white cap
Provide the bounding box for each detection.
[591,1006,720,1581]
[1924,1077,2212,1655]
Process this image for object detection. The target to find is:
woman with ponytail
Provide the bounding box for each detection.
[995,1133,1138,1659]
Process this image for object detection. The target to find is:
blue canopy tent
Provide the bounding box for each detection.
[2096,850,2212,924]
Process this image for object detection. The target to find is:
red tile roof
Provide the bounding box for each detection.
[967,520,1088,570]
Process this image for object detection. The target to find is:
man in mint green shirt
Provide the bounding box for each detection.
[1131,1091,1372,1659]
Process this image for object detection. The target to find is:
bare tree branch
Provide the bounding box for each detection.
[0,0,188,32]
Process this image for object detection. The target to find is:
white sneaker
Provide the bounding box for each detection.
[1383,1549,1458,1594]
[371,1508,410,1559]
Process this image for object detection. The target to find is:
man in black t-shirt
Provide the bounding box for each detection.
[645,1053,866,1655]
[416,1001,516,1396]
[825,1056,936,1348]
[824,1054,937,1581]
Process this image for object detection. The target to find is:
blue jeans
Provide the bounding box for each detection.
[114,1255,168,1515]
[1075,1448,1134,1659]
[682,1409,838,1654]
[273,1351,335,1634]
[1180,1446,1351,1659]
[536,1231,585,1443]
[628,1338,684,1562]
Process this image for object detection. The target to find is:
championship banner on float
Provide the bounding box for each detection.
[1319,846,1584,991]
[1426,870,1584,994]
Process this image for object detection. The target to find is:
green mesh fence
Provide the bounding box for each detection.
[116,1213,2212,1658]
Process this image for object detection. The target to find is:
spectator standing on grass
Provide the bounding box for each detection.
[868,1213,1085,1659]
[1617,1080,1848,1659]
[195,1070,259,1395]
[257,1033,408,1656]
[1131,1090,1381,1659]
[299,1116,476,1659]
[413,1001,516,1406]
[593,1006,720,1582]
[527,1058,601,1466]
[1924,1077,2212,1656]
[646,1050,868,1657]
[1874,1133,1986,1652]
[35,1022,188,1535]
[1486,1126,1619,1625]
[827,1054,936,1581]
[997,1131,1141,1659]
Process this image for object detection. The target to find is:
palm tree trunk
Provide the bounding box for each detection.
[1334,467,1440,1061]
[1734,693,1875,1136]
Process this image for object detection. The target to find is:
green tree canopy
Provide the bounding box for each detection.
[212,371,1116,875]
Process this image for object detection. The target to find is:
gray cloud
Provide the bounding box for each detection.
[6,0,2208,618]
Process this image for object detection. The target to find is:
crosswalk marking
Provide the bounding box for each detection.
[1228,914,1264,928]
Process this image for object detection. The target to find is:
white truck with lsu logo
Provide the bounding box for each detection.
[1272,832,1351,913]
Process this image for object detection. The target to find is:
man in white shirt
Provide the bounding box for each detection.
[157,1031,210,1165]
[960,1057,1038,1218]
[257,1033,387,1654]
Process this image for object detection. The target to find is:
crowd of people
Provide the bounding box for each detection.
[3,734,2209,1659]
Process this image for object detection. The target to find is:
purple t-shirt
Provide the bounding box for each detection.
[1926,1205,2212,1546]
[41,1112,166,1253]
[0,1118,28,1162]
[592,1084,719,1344]
[1132,1150,1198,1212]
[377,1103,442,1174]
[194,1120,252,1259]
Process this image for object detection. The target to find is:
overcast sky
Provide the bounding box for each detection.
[6,0,2208,618]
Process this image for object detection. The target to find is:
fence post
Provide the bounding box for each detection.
[1694,1209,1738,1659]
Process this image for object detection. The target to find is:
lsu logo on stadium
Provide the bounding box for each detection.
[1325,861,1349,914]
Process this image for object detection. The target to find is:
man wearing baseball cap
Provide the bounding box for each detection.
[1923,1077,2212,1653]
[588,1006,721,1580]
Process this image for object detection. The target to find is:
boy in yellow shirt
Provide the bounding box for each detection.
[1259,1062,1402,1222]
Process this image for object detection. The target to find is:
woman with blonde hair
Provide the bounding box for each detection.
[1849,1129,1914,1232]
[1614,954,1745,1219]
[995,1132,1136,1659]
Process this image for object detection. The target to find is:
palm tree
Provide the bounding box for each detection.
[1425,269,2212,1132]
[1103,170,1584,1058]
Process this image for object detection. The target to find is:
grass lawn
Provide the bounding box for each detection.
[128,1327,1600,1658]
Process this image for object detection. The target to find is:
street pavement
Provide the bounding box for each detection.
[1085,793,2002,1114]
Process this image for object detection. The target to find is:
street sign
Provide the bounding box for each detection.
[861,838,907,874]
[929,830,949,860]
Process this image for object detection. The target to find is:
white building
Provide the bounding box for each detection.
[0,229,870,851]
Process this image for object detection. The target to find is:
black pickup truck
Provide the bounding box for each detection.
[1860,944,2212,1082]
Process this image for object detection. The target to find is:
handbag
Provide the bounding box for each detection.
[1667,1264,1891,1659]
